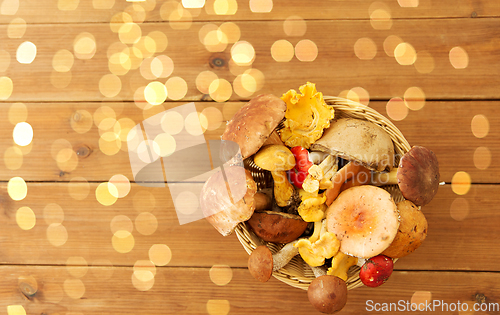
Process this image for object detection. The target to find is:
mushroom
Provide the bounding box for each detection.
[308,275,348,314]
[324,161,369,206]
[327,251,358,282]
[295,219,340,267]
[200,166,259,236]
[253,144,298,207]
[326,185,400,259]
[371,146,440,206]
[279,82,335,149]
[247,241,299,282]
[246,210,308,243]
[222,94,287,159]
[311,118,395,172]
[297,191,327,222]
[382,200,428,258]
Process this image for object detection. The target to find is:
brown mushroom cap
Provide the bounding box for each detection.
[222,94,287,159]
[397,146,440,206]
[308,275,348,314]
[382,200,428,258]
[247,211,308,243]
[248,245,274,282]
[311,118,395,172]
[200,166,257,236]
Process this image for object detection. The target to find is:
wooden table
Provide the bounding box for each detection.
[0,1,498,314]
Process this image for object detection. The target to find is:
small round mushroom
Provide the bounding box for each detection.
[311,118,395,172]
[247,242,298,282]
[200,166,258,236]
[371,146,440,206]
[308,275,348,314]
[222,94,287,159]
[247,211,308,243]
[253,144,297,207]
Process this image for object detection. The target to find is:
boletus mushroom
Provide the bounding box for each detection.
[248,242,299,282]
[308,275,348,314]
[382,200,428,258]
[371,145,440,206]
[222,94,287,159]
[326,185,399,259]
[200,166,270,236]
[246,211,308,243]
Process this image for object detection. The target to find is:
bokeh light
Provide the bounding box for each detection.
[74,32,97,60]
[8,176,27,201]
[404,87,426,111]
[414,51,435,74]
[66,256,89,278]
[201,107,223,130]
[271,40,294,62]
[370,8,392,30]
[4,146,23,170]
[283,15,306,37]
[145,81,168,105]
[207,300,231,315]
[174,190,199,215]
[383,35,403,57]
[1,0,19,15]
[69,177,90,200]
[209,265,233,286]
[449,47,469,69]
[450,198,469,221]
[8,18,26,39]
[135,212,158,235]
[43,203,65,225]
[109,174,131,198]
[196,71,218,94]
[112,230,135,253]
[451,171,471,195]
[16,206,36,230]
[96,182,118,206]
[149,244,172,266]
[63,278,85,299]
[231,41,255,66]
[93,0,115,9]
[47,223,68,247]
[7,305,26,315]
[111,215,134,234]
[209,78,232,102]
[53,49,75,72]
[166,76,188,100]
[182,0,205,8]
[395,43,417,65]
[354,38,377,60]
[8,103,27,125]
[58,0,80,11]
[411,291,432,311]
[13,122,33,146]
[16,41,37,64]
[346,87,370,105]
[249,0,272,12]
[0,76,13,100]
[471,114,489,138]
[161,111,184,135]
[473,147,491,170]
[295,39,318,62]
[386,97,408,121]
[398,0,419,7]
[99,74,122,98]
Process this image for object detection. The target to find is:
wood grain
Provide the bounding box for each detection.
[0,182,497,272]
[1,0,499,24]
[1,265,499,314]
[0,19,500,101]
[0,100,497,183]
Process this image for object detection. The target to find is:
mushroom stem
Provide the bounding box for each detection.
[271,171,296,207]
[311,266,328,278]
[272,241,299,271]
[325,161,365,206]
[371,168,398,186]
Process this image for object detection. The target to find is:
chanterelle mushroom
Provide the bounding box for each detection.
[311,118,395,172]
[200,166,258,236]
[371,146,440,206]
[222,94,286,159]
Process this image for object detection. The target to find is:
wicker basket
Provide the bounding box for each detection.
[235,96,412,291]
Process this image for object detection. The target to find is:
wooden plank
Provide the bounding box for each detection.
[0,265,499,314]
[1,182,499,272]
[1,0,500,24]
[0,19,500,101]
[0,101,498,183]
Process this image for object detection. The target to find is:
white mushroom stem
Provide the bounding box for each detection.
[371,169,398,186]
[272,240,299,271]
[309,151,329,164]
[311,266,328,278]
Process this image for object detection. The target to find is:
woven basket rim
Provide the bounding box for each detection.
[236,96,411,291]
